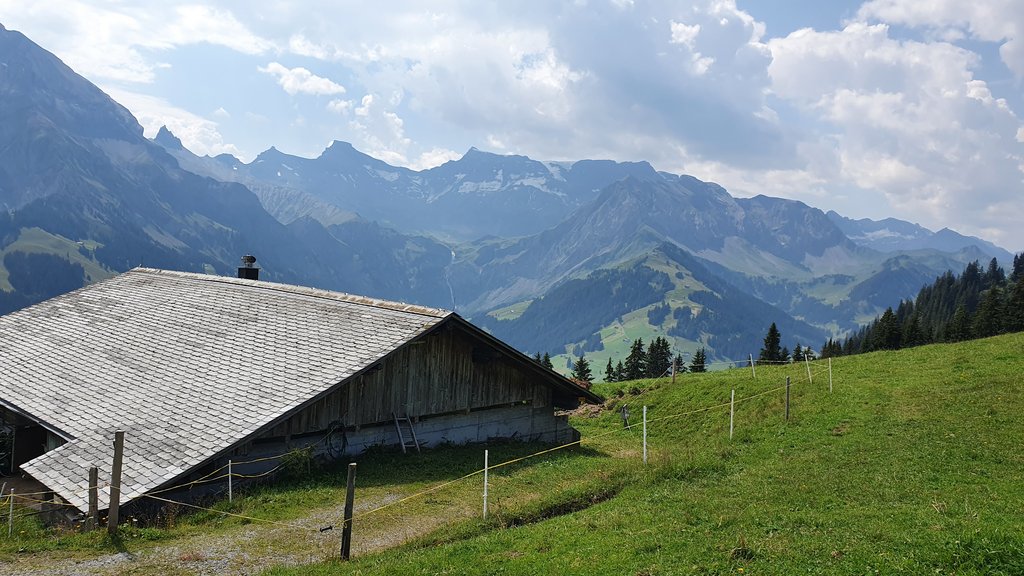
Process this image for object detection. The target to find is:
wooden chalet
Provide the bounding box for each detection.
[0,267,598,515]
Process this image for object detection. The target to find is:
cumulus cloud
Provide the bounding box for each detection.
[258,62,347,96]
[106,88,243,159]
[347,93,412,165]
[767,21,1024,246]
[0,1,272,84]
[4,1,1022,247]
[410,147,462,170]
[327,99,352,115]
[858,0,1024,77]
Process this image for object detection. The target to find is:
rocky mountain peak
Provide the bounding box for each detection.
[153,126,184,151]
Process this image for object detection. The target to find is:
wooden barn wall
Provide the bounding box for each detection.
[261,324,553,438]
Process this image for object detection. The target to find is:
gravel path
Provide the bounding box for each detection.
[0,491,463,576]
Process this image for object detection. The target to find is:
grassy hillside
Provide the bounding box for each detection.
[1,334,1020,574]
[487,245,826,376]
[271,333,1024,575]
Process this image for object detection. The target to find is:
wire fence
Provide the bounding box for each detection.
[4,357,835,558]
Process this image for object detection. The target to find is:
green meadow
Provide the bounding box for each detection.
[273,332,1024,575]
[2,333,1022,575]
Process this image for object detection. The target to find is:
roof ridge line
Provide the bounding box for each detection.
[130,267,451,318]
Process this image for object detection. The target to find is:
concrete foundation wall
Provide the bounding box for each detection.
[127,404,578,519]
[342,404,579,454]
[224,404,577,476]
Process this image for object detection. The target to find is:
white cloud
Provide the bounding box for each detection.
[768,21,1024,246]
[0,1,273,84]
[858,0,1024,77]
[158,5,273,55]
[410,147,462,170]
[670,21,701,48]
[106,88,243,159]
[258,62,347,96]
[347,93,412,166]
[327,99,352,115]
[4,1,1022,247]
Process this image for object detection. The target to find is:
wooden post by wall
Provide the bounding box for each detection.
[7,488,13,537]
[86,467,99,530]
[340,462,357,560]
[108,430,124,536]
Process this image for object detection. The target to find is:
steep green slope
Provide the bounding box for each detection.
[479,242,826,370]
[274,332,1024,575]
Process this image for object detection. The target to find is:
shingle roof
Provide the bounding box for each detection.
[0,268,451,511]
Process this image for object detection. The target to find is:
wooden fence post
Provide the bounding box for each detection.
[642,406,648,465]
[785,377,791,421]
[729,389,735,440]
[340,462,357,560]
[805,355,812,383]
[829,357,833,393]
[228,460,233,503]
[483,450,489,519]
[108,430,124,536]
[7,488,13,537]
[749,354,756,379]
[86,467,99,530]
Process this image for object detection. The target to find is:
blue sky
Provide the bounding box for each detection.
[1,1,1022,251]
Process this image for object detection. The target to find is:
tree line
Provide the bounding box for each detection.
[598,337,707,383]
[756,321,816,364]
[534,336,709,383]
[823,255,1024,357]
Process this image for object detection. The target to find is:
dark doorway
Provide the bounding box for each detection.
[11,425,47,472]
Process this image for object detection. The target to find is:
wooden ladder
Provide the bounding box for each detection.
[392,413,421,454]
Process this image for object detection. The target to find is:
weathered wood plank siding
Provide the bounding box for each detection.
[262,324,552,438]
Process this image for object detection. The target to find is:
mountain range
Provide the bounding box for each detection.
[0,22,1014,373]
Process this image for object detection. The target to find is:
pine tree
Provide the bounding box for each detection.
[604,358,616,382]
[1005,275,1024,332]
[824,338,843,358]
[614,360,625,382]
[623,338,647,380]
[946,304,970,342]
[645,336,672,378]
[689,348,707,373]
[971,285,1004,338]
[758,323,782,364]
[982,257,1005,290]
[571,353,593,383]
[673,353,687,374]
[1011,253,1024,283]
[792,344,805,362]
[532,352,542,363]
[873,307,901,350]
[541,352,554,370]
[901,312,926,348]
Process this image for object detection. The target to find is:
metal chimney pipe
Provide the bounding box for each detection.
[237,254,259,280]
